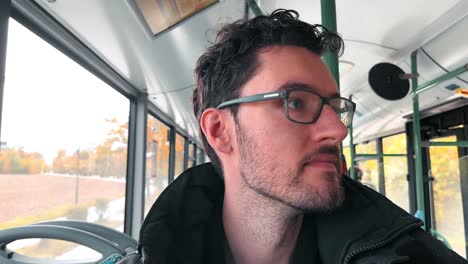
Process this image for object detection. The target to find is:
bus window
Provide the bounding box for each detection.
[188,143,195,167]
[355,140,377,154]
[357,159,379,192]
[383,133,409,212]
[0,18,129,258]
[355,141,379,191]
[174,133,185,177]
[342,146,351,171]
[429,136,466,258]
[145,116,170,215]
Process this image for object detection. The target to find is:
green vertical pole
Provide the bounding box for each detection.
[321,0,352,178]
[321,0,350,177]
[248,0,263,16]
[349,95,356,180]
[321,0,340,88]
[411,51,427,227]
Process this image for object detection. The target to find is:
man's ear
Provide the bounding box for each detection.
[200,108,233,154]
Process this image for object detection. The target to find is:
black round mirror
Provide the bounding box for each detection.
[368,63,409,100]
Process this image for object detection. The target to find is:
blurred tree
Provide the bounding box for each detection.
[0,148,47,174]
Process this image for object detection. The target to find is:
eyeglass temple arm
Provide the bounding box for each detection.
[216,92,285,109]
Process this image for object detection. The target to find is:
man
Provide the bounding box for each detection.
[139,9,466,263]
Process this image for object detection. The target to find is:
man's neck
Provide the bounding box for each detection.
[222,185,304,264]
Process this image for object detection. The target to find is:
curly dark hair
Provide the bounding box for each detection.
[192,9,344,177]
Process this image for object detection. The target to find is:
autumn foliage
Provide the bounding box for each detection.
[1,118,128,177]
[0,148,47,174]
[1,116,187,179]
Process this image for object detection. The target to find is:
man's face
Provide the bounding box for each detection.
[233,45,348,212]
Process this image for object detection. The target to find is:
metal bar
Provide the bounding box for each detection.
[411,51,427,227]
[124,101,137,237]
[321,0,340,88]
[424,141,468,147]
[168,126,176,182]
[0,0,11,146]
[349,95,356,180]
[248,0,263,16]
[406,122,417,214]
[459,127,468,257]
[124,93,148,239]
[377,138,385,195]
[192,144,198,166]
[183,137,189,170]
[413,63,468,97]
[200,151,206,164]
[356,154,407,158]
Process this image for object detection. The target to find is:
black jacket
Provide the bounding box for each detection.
[139,163,467,263]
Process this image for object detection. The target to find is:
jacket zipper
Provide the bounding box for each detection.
[343,222,422,264]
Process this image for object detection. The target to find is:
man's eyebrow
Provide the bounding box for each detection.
[273,81,340,97]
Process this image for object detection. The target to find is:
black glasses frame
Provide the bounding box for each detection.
[216,88,356,127]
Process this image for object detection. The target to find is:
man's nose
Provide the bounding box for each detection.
[310,104,349,143]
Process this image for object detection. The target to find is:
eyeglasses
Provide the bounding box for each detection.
[216,88,356,127]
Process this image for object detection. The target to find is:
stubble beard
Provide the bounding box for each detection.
[236,124,345,213]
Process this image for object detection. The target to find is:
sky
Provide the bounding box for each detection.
[1,19,130,164]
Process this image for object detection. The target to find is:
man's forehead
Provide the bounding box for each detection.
[242,46,339,96]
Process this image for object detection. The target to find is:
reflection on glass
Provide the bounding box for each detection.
[175,134,185,177]
[357,160,379,192]
[355,140,377,154]
[145,116,170,215]
[0,19,128,257]
[430,136,466,258]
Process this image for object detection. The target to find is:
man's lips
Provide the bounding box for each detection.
[304,154,339,171]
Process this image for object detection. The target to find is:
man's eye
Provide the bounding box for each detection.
[287,99,304,110]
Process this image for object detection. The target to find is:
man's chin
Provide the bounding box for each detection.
[300,176,345,213]
[302,190,345,214]
[302,169,341,187]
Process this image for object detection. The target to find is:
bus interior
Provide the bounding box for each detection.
[0,0,468,262]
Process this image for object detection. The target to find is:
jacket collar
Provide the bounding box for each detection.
[315,177,422,263]
[139,163,422,264]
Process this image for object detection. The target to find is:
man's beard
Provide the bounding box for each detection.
[236,123,344,213]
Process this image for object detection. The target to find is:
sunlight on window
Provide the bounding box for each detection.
[0,19,129,258]
[383,133,409,212]
[430,136,465,258]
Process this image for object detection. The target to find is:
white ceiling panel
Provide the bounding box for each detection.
[29,0,468,140]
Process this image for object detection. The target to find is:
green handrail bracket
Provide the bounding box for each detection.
[354,153,406,162]
[356,154,406,158]
[413,63,468,97]
[423,141,468,147]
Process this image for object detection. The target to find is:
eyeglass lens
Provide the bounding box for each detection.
[286,90,353,126]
